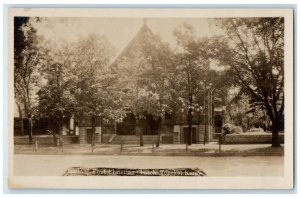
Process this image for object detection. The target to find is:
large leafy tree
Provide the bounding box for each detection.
[116,30,174,147]
[37,44,76,145]
[14,17,43,142]
[14,17,29,137]
[38,34,123,146]
[117,52,157,147]
[213,18,284,147]
[71,34,124,146]
[138,35,174,147]
[14,17,29,70]
[172,23,212,145]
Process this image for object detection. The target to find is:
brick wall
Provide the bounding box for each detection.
[172,124,213,144]
[197,125,213,143]
[79,127,89,144]
[173,132,180,144]
[14,135,79,145]
[223,133,284,144]
[198,125,205,143]
[79,127,101,144]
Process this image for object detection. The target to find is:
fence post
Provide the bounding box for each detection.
[120,140,123,152]
[61,139,64,152]
[91,138,94,153]
[35,139,38,152]
[219,134,222,154]
[152,141,154,153]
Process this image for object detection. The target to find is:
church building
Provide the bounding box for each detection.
[77,20,224,145]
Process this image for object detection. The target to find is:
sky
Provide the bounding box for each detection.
[31,17,222,56]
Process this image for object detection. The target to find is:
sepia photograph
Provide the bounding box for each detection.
[7,8,294,189]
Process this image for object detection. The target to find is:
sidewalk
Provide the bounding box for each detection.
[14,142,284,156]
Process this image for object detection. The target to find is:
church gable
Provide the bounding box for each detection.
[112,20,161,68]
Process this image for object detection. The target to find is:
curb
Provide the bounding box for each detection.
[14,151,284,157]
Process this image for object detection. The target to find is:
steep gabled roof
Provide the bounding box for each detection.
[111,21,155,67]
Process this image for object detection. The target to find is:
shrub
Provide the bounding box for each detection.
[248,127,264,132]
[233,126,243,134]
[222,123,234,134]
[222,123,243,134]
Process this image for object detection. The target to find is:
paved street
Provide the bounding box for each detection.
[14,154,284,177]
[14,143,284,156]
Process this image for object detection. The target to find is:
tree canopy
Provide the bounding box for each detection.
[14,17,285,147]
[213,18,284,147]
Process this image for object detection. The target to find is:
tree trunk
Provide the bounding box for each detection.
[52,131,57,146]
[188,109,192,145]
[156,118,162,147]
[20,116,24,136]
[16,102,24,136]
[25,89,33,143]
[28,117,33,143]
[58,117,63,147]
[113,121,117,134]
[271,118,281,147]
[137,118,143,147]
[91,116,96,147]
